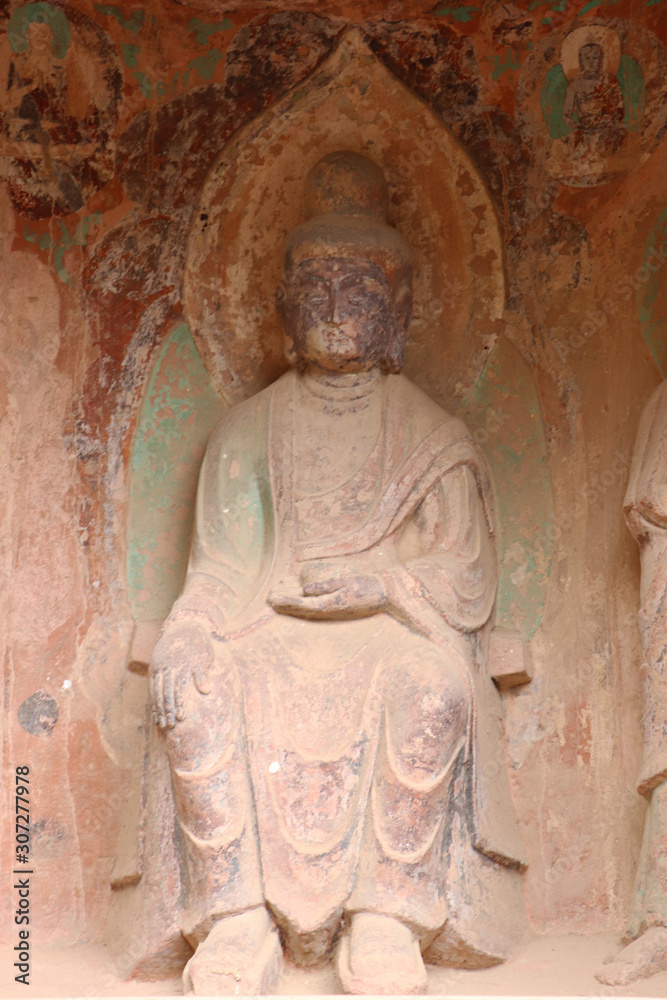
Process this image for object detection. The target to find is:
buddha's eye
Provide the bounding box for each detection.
[345,287,369,306]
[297,280,329,305]
[341,275,387,306]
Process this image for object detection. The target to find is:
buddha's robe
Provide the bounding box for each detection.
[625,381,667,937]
[563,73,624,136]
[164,369,525,956]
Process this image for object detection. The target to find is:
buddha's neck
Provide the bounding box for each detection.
[300,367,383,415]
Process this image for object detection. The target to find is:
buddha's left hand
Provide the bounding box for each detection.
[269,564,388,620]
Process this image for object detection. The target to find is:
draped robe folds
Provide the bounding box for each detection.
[624,381,667,937]
[165,370,526,961]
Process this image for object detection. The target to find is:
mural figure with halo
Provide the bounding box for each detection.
[517,19,667,189]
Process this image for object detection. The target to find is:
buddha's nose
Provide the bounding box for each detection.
[331,290,343,325]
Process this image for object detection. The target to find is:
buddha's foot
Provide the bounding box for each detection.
[595,926,667,986]
[338,912,427,995]
[183,907,282,995]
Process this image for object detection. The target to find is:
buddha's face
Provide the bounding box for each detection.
[579,43,603,77]
[278,257,409,374]
[26,21,53,54]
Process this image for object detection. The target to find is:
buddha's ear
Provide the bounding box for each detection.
[383,281,411,374]
[275,281,289,331]
[394,282,413,334]
[383,337,405,375]
[276,282,299,366]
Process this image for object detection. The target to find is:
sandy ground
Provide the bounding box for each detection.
[2,932,667,998]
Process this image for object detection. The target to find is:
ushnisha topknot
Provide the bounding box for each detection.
[304,150,389,220]
[284,151,412,290]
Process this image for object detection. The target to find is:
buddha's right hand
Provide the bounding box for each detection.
[149,622,214,730]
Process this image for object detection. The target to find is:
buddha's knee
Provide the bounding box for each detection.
[166,663,248,842]
[170,738,250,843]
[164,658,242,773]
[383,649,468,782]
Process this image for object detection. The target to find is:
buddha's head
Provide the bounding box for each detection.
[26,18,54,55]
[276,151,412,375]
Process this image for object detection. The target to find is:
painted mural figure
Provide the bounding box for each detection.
[0,3,119,219]
[561,42,625,158]
[533,23,656,188]
[3,10,86,214]
[149,152,525,995]
[598,380,667,987]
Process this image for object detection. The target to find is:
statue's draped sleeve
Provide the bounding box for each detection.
[165,391,274,636]
[394,462,497,633]
[374,419,525,871]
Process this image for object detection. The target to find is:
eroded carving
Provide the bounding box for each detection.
[597,380,667,987]
[149,151,525,995]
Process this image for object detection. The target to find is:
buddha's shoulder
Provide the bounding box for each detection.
[205,376,285,453]
[387,374,465,437]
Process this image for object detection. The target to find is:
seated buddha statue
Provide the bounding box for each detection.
[149,150,525,995]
